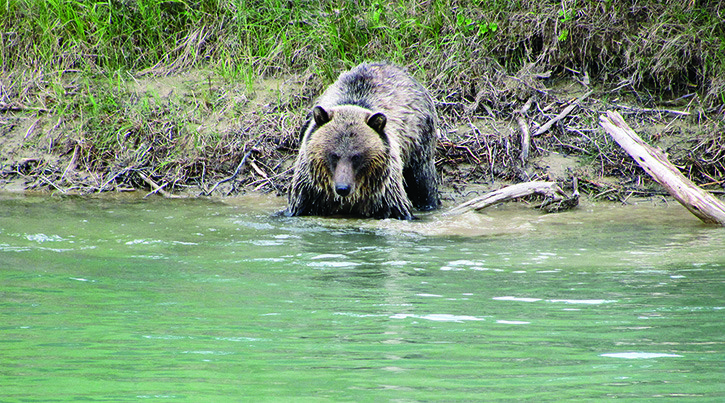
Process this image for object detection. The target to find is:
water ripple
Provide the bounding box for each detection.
[25,233,67,243]
[493,296,617,304]
[390,313,486,323]
[600,352,683,359]
[307,261,361,268]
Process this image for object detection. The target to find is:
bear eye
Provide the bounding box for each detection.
[350,153,364,168]
[328,153,340,168]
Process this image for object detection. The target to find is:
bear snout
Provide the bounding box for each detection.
[335,183,352,197]
[333,161,355,197]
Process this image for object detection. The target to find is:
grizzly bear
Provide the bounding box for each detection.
[285,62,440,220]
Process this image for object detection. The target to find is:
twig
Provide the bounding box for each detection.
[533,90,593,137]
[592,187,618,200]
[143,181,168,198]
[615,104,690,116]
[250,160,272,191]
[464,120,487,166]
[138,172,183,199]
[0,102,48,113]
[60,145,79,182]
[98,167,130,192]
[39,175,65,193]
[24,118,40,139]
[517,98,533,162]
[700,179,725,187]
[249,160,268,179]
[507,75,550,95]
[203,136,264,196]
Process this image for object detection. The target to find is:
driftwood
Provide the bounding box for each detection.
[600,111,725,226]
[446,181,573,215]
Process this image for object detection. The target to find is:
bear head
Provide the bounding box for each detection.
[304,105,391,201]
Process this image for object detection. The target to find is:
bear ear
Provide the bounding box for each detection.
[312,106,331,127]
[367,112,387,139]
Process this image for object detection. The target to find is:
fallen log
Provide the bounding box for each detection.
[445,181,572,215]
[600,111,725,226]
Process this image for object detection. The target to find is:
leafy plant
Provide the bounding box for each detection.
[370,0,383,26]
[558,29,569,42]
[477,21,498,36]
[456,13,475,33]
[558,8,573,23]
[558,6,573,42]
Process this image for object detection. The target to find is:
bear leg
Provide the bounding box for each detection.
[403,160,439,211]
[403,116,440,211]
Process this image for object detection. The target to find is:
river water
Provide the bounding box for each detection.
[1,193,723,401]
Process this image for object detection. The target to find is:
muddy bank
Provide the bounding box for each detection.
[1,68,722,208]
[3,1,724,207]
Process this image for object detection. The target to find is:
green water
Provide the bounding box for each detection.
[1,193,723,402]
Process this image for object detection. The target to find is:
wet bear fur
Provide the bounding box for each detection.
[286,62,440,220]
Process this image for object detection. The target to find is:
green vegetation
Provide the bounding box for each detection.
[5,0,723,96]
[1,0,723,197]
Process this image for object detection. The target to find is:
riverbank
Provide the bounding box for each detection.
[1,1,723,203]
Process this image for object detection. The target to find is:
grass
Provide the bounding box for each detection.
[1,0,724,197]
[5,1,722,89]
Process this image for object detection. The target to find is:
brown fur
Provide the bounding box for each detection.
[286,62,439,219]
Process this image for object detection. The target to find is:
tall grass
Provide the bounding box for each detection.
[3,1,723,100]
[3,1,723,89]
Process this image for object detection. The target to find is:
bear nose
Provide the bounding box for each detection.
[335,184,351,197]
